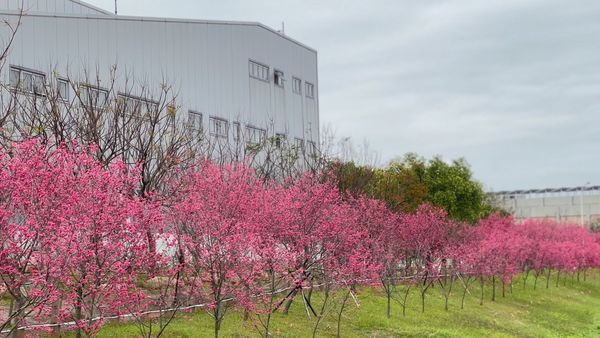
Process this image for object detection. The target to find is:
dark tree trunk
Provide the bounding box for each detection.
[491,276,496,302]
[402,286,410,316]
[386,287,391,319]
[479,277,484,306]
[282,289,298,315]
[336,289,352,338]
[75,287,83,338]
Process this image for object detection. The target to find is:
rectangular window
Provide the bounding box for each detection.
[188,110,203,132]
[209,117,229,138]
[81,85,109,108]
[33,74,44,95]
[275,133,286,148]
[121,96,138,114]
[294,138,305,152]
[57,79,69,101]
[245,125,266,144]
[118,94,157,118]
[232,122,241,141]
[292,77,302,94]
[9,68,19,88]
[274,70,284,87]
[305,82,315,99]
[249,60,269,81]
[22,73,33,93]
[307,140,317,155]
[8,66,46,96]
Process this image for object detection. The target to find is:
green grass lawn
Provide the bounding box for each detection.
[65,273,600,337]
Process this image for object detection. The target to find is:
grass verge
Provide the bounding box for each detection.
[57,272,600,337]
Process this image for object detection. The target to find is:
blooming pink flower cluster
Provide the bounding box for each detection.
[454,215,600,284]
[0,140,157,335]
[0,140,599,335]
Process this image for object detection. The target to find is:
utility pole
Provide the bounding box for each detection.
[115,0,118,15]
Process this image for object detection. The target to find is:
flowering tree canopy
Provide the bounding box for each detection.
[0,140,599,337]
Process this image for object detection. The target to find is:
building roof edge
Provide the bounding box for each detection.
[67,0,113,15]
[0,9,317,54]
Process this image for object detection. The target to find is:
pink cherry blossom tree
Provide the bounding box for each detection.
[399,205,458,313]
[0,140,154,337]
[42,144,152,338]
[168,161,267,338]
[350,197,400,318]
[240,182,299,338]
[0,140,64,334]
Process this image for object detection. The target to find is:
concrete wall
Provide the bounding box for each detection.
[0,7,319,146]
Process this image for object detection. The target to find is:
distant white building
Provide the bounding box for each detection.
[491,186,600,226]
[0,0,320,150]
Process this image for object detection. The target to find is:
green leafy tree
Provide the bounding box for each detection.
[329,160,375,197]
[369,154,428,213]
[420,157,487,223]
[331,153,495,223]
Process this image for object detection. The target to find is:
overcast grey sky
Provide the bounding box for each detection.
[87,0,600,191]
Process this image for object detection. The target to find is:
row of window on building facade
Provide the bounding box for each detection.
[10,62,316,102]
[249,60,315,99]
[9,65,317,152]
[10,66,144,108]
[187,109,317,153]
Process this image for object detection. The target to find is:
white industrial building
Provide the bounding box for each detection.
[492,186,600,227]
[0,0,319,150]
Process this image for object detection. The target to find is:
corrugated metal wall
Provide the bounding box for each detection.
[0,11,319,145]
[497,194,600,225]
[1,0,110,15]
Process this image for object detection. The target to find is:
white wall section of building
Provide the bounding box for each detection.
[1,0,112,15]
[0,0,319,146]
